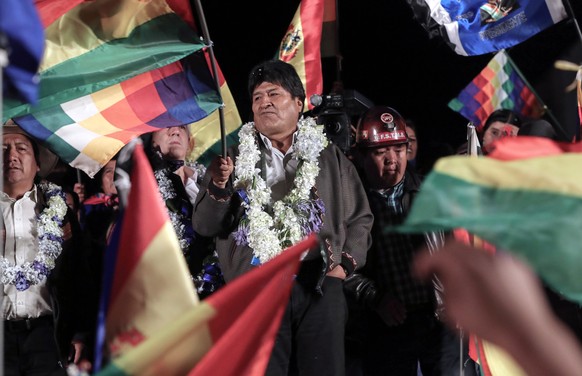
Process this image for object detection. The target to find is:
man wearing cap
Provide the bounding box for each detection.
[2,121,91,374]
[345,106,444,375]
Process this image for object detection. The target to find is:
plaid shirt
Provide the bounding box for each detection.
[365,171,434,307]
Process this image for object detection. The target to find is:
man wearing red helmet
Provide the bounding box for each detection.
[345,106,444,375]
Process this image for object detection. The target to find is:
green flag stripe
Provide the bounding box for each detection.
[4,13,202,120]
[94,362,128,376]
[401,171,582,305]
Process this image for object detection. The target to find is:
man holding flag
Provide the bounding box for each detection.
[194,59,373,376]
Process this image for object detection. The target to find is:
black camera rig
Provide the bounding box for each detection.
[306,90,374,154]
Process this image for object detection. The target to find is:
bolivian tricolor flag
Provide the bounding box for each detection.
[94,141,199,371]
[278,0,324,111]
[400,136,582,305]
[96,234,318,376]
[5,0,222,177]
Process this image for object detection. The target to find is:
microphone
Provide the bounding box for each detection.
[310,94,323,107]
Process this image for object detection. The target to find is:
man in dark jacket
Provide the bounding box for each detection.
[345,106,443,376]
[193,60,373,376]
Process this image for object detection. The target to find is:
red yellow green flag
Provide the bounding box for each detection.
[278,0,324,110]
[400,137,582,305]
[96,234,319,376]
[93,142,198,371]
[6,0,221,177]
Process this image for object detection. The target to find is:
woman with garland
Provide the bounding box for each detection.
[1,122,93,374]
[141,126,224,299]
[193,60,373,376]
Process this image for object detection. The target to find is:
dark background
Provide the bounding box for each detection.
[199,0,582,170]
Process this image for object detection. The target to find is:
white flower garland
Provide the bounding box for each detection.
[0,182,67,291]
[155,168,193,254]
[234,117,328,264]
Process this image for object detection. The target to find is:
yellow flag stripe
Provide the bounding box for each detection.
[42,0,173,71]
[113,302,216,375]
[106,222,198,345]
[433,154,582,198]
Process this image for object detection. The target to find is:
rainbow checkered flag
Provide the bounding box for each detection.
[5,0,222,178]
[448,50,544,130]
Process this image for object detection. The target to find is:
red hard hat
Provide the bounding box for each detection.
[355,106,408,148]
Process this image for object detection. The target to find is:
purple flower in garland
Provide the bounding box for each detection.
[296,198,325,234]
[233,221,249,246]
[3,182,67,292]
[50,215,64,226]
[32,260,50,277]
[41,232,64,244]
[15,272,30,291]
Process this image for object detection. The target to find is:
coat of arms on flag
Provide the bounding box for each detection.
[404,0,568,56]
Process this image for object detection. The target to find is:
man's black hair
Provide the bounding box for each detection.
[247,60,306,106]
[482,109,523,134]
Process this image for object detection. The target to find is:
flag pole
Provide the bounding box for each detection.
[191,0,227,158]
[0,30,7,376]
[505,50,570,140]
[332,0,342,84]
[562,0,582,46]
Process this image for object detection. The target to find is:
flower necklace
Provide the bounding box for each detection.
[1,182,67,291]
[155,163,225,295]
[154,168,195,255]
[233,117,328,265]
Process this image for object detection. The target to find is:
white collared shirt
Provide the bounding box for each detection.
[184,169,200,205]
[1,186,52,320]
[259,132,299,201]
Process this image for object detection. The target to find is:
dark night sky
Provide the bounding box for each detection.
[200,0,582,168]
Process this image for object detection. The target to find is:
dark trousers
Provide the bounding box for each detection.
[362,309,443,376]
[4,317,66,376]
[265,276,347,376]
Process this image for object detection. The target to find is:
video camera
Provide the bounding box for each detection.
[306,90,373,154]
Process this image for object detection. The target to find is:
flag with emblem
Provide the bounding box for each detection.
[4,0,222,177]
[93,141,199,372]
[448,50,544,130]
[277,0,324,110]
[95,234,319,376]
[405,0,568,56]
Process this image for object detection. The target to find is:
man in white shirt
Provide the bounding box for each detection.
[2,121,90,375]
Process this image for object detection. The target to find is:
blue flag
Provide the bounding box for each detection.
[406,0,567,56]
[0,0,44,104]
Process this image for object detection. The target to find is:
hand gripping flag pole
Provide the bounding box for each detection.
[190,0,227,159]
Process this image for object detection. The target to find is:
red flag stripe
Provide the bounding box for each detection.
[109,144,169,304]
[300,0,324,109]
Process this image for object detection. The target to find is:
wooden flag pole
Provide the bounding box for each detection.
[191,0,227,158]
